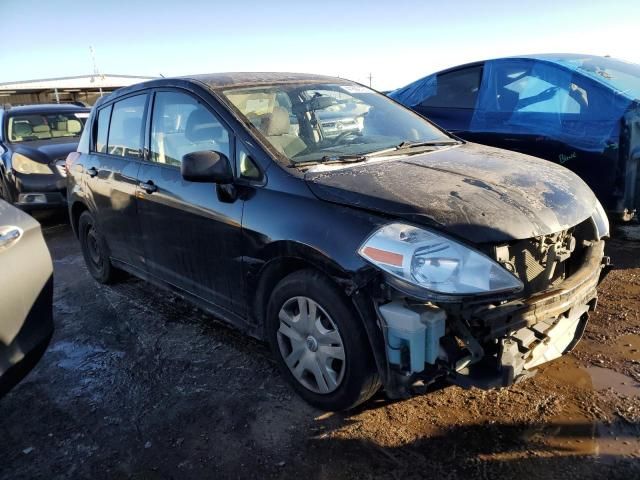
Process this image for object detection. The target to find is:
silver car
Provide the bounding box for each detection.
[0,200,53,397]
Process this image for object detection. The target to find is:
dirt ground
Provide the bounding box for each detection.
[1,213,639,480]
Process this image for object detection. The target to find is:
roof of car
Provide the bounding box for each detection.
[2,103,90,114]
[425,53,626,74]
[93,72,356,109]
[100,72,351,98]
[185,72,349,89]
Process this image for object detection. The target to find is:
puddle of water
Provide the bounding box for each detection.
[586,366,640,397]
[49,341,108,370]
[48,340,126,403]
[525,358,640,461]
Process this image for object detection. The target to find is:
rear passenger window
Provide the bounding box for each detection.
[421,67,483,109]
[95,105,112,153]
[150,91,230,167]
[107,95,147,157]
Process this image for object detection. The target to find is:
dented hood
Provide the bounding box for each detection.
[304,143,599,244]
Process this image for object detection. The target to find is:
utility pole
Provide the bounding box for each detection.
[89,46,104,97]
[368,73,372,88]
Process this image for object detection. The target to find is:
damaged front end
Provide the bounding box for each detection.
[364,215,610,399]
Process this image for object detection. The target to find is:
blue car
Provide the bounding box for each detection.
[389,54,640,220]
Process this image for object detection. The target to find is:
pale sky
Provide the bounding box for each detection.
[1,0,638,90]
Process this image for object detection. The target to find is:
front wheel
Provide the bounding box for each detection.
[267,269,381,411]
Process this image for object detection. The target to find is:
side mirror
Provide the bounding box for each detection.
[181,151,233,184]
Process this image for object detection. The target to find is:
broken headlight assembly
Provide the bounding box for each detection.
[12,153,53,175]
[358,223,523,300]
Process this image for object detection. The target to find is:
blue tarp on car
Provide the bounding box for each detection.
[389,55,640,153]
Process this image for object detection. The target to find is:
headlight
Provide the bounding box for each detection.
[12,153,53,175]
[592,200,609,239]
[358,223,523,297]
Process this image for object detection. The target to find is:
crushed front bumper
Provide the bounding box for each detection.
[450,240,606,390]
[374,240,607,396]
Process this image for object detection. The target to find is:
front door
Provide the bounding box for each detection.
[136,90,245,316]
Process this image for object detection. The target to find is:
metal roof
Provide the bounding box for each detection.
[0,74,156,92]
[1,103,91,113]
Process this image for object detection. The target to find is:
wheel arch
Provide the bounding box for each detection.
[250,240,371,337]
[70,200,89,238]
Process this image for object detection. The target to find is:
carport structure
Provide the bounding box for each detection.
[0,74,155,106]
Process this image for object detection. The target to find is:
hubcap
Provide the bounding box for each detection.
[277,296,346,394]
[87,227,102,267]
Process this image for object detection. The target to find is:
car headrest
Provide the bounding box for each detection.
[32,124,51,133]
[67,119,82,134]
[13,123,33,137]
[261,107,290,136]
[56,120,67,131]
[185,108,222,143]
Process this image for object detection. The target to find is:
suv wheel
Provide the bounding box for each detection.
[78,211,118,284]
[267,269,380,411]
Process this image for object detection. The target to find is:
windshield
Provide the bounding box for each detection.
[220,82,451,163]
[7,111,88,143]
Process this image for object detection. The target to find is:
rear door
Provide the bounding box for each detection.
[84,94,148,271]
[136,89,245,315]
[463,59,585,156]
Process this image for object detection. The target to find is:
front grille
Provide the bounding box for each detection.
[493,218,596,296]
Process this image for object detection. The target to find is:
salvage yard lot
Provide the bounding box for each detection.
[1,213,639,480]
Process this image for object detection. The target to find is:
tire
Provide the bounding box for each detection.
[78,210,118,284]
[267,269,381,411]
[0,174,13,203]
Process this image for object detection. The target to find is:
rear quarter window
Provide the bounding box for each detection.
[94,105,112,153]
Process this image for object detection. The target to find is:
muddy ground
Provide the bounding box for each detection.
[1,213,639,480]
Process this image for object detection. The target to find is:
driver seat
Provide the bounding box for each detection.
[261,107,306,157]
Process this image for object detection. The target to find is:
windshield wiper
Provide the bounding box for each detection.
[291,140,460,167]
[291,154,367,167]
[394,139,461,149]
[364,139,461,158]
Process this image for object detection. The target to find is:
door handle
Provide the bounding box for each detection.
[139,180,157,194]
[87,167,98,178]
[0,227,21,250]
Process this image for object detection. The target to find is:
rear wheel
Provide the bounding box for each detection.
[267,269,381,411]
[78,211,118,284]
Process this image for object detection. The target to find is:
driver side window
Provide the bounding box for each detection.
[150,91,230,166]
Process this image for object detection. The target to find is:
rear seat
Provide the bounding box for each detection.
[32,125,52,139]
[51,121,68,137]
[51,119,82,138]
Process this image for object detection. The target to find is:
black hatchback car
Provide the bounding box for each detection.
[0,103,90,210]
[67,73,609,410]
[389,54,640,220]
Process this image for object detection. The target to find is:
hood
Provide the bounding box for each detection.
[304,143,599,244]
[13,139,79,164]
